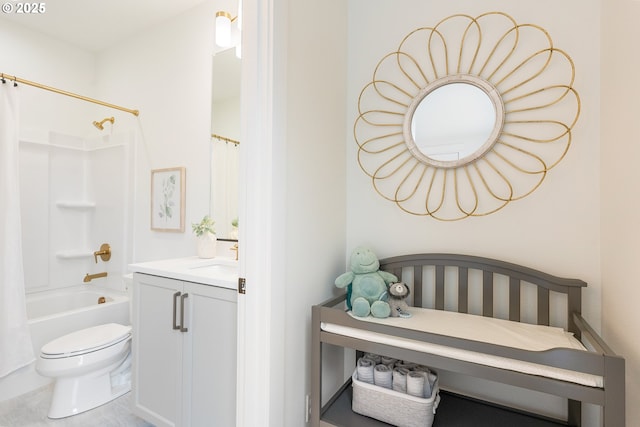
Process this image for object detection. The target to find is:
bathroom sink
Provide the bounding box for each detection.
[129,256,239,289]
[188,262,238,280]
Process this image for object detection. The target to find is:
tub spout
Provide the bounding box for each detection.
[84,272,107,283]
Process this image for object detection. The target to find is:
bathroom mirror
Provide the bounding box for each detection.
[354,12,580,221]
[405,76,503,168]
[210,48,241,240]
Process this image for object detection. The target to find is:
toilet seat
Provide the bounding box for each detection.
[41,323,132,359]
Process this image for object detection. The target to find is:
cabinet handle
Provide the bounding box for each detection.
[172,291,181,330]
[180,293,189,333]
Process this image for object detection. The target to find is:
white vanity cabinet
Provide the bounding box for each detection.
[132,272,237,427]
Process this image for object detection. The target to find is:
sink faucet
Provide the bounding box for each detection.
[230,243,238,261]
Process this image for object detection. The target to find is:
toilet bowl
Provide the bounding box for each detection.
[36,323,132,419]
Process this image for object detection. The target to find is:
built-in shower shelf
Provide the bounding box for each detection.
[55,201,96,209]
[56,250,94,259]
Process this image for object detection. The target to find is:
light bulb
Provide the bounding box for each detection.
[215,11,232,48]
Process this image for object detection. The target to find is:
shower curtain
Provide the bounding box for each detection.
[0,82,35,378]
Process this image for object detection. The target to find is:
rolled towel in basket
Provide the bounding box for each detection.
[363,353,381,364]
[411,367,435,397]
[427,371,437,397]
[396,361,418,370]
[373,364,393,389]
[380,355,397,367]
[357,357,375,384]
[407,370,427,398]
[392,367,410,393]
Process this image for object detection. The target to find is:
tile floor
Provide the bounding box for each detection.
[0,385,153,427]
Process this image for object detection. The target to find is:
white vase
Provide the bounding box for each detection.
[229,226,239,240]
[196,232,217,258]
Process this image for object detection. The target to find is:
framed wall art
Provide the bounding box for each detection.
[151,167,186,232]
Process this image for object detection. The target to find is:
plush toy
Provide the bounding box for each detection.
[335,246,397,318]
[387,282,412,318]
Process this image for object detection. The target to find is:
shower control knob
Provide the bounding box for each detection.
[94,243,111,263]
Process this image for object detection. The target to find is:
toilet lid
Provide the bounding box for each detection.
[41,323,132,358]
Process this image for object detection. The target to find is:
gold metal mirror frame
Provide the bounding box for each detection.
[354,12,580,221]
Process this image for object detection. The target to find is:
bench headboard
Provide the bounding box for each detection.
[380,254,587,336]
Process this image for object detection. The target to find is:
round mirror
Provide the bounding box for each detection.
[354,13,579,220]
[404,75,504,168]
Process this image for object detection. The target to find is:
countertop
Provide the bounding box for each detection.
[128,256,239,290]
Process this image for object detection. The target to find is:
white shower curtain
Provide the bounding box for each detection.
[0,82,35,378]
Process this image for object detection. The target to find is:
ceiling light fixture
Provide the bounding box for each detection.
[215,11,233,48]
[215,0,242,57]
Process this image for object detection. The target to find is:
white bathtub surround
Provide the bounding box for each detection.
[0,82,35,379]
[19,131,135,296]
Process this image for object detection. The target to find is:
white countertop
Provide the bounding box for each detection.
[128,256,238,290]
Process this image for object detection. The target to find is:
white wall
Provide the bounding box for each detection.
[96,2,216,262]
[212,96,241,141]
[601,0,640,424]
[278,0,348,425]
[0,17,99,139]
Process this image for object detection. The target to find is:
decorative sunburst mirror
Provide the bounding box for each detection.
[354,12,580,221]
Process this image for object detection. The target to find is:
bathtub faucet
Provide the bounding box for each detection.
[84,272,108,283]
[94,243,111,263]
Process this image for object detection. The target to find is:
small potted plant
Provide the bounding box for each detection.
[230,217,239,240]
[192,215,216,258]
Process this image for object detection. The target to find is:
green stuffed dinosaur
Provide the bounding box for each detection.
[335,246,397,318]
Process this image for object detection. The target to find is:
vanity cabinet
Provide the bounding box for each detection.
[132,273,237,427]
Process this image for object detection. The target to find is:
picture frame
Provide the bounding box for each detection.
[150,167,186,232]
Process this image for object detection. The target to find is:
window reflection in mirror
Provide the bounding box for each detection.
[409,81,500,167]
[210,48,241,240]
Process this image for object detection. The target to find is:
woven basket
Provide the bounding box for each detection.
[351,370,440,427]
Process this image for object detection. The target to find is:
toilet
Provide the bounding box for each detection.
[36,323,132,419]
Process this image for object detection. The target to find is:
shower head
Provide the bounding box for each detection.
[93,116,115,130]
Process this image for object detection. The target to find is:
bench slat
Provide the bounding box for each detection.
[483,270,493,317]
[458,267,469,313]
[509,277,521,322]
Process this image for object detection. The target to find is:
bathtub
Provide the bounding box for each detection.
[0,285,130,402]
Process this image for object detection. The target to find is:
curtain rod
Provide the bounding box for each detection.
[0,72,139,116]
[211,133,239,145]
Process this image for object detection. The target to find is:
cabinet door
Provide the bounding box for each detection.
[183,282,237,427]
[132,273,184,427]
